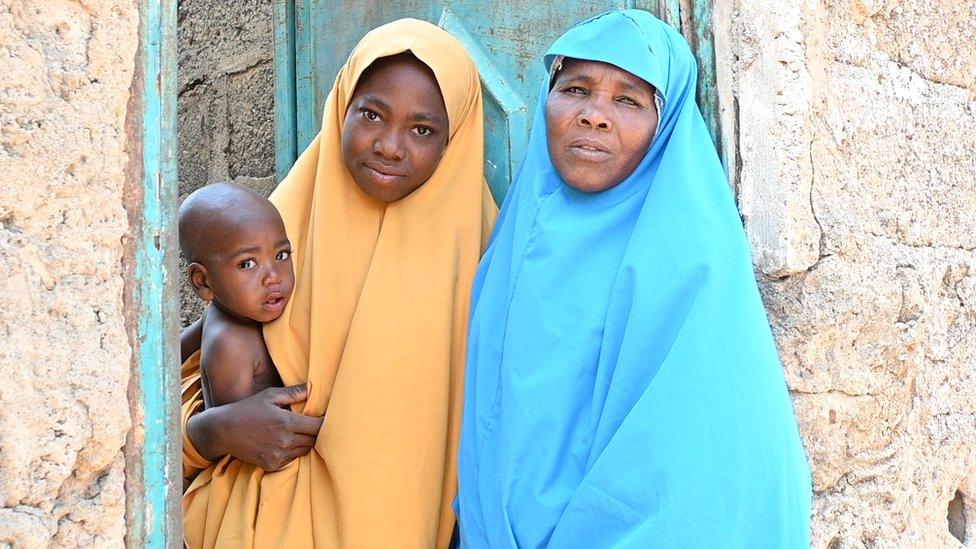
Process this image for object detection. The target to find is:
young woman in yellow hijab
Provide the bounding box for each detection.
[179,19,496,548]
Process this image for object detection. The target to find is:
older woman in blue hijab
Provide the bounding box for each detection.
[456,10,811,547]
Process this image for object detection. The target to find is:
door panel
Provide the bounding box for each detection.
[274,0,719,203]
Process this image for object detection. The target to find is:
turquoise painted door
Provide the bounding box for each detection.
[273,0,719,203]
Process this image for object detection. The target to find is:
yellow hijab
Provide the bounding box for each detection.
[182,18,496,548]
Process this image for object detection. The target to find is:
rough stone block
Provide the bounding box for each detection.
[723,0,976,545]
[0,0,136,545]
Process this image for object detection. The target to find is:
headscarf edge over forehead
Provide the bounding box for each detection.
[336,18,480,137]
[544,10,696,114]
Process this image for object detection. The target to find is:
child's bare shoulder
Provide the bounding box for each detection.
[201,314,265,361]
[199,313,265,407]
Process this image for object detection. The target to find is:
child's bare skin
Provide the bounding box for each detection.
[179,182,295,409]
[197,306,284,408]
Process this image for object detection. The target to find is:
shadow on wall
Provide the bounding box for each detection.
[948,489,967,544]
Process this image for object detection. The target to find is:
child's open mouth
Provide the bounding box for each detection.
[262,293,287,311]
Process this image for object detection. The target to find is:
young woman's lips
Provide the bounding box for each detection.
[567,139,612,161]
[364,161,405,185]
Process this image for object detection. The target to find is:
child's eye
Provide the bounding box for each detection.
[361,108,380,122]
[238,259,257,270]
[276,250,291,261]
[412,125,434,137]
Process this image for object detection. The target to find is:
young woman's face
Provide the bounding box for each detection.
[545,58,658,193]
[341,54,449,202]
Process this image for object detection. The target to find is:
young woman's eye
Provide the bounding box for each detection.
[360,108,380,122]
[412,125,434,137]
[616,96,640,107]
[276,250,291,261]
[238,258,257,270]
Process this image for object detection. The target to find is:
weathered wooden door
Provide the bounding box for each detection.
[273,0,719,203]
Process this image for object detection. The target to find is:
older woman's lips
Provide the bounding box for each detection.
[364,161,405,184]
[568,140,612,161]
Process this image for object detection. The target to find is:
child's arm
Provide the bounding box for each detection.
[180,316,204,363]
[200,325,263,408]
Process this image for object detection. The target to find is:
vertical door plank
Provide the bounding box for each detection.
[125,0,181,545]
[274,0,298,183]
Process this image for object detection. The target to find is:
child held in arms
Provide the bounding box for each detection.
[178,182,294,411]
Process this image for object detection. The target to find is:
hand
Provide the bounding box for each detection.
[187,383,323,471]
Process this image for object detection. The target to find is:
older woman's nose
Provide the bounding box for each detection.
[577,106,611,131]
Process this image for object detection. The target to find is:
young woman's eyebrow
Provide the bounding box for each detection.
[358,95,390,111]
[409,112,446,125]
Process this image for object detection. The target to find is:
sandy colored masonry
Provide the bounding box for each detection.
[0,0,137,545]
[716,0,976,545]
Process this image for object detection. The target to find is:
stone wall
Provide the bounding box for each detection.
[177,0,276,326]
[718,0,976,546]
[0,0,138,545]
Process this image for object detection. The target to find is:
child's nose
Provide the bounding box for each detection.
[263,265,282,286]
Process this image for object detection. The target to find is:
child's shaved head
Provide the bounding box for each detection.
[179,182,294,323]
[179,182,280,265]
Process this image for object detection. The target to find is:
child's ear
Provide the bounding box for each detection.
[188,262,214,302]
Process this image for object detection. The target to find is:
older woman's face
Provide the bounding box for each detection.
[545,58,658,193]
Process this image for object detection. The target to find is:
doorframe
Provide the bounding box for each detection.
[274,0,299,183]
[123,0,182,545]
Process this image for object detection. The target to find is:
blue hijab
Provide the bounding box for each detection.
[456,10,811,548]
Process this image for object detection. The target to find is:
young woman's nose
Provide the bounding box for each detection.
[372,130,404,161]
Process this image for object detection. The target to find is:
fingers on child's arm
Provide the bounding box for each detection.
[267,383,309,407]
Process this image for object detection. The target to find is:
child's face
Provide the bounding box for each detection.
[195,209,295,324]
[341,54,449,202]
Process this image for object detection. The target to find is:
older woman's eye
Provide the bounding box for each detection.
[562,86,587,96]
[412,125,434,137]
[616,96,640,107]
[238,258,257,270]
[360,108,380,122]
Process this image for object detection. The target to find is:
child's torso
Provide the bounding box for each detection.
[250,341,283,393]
